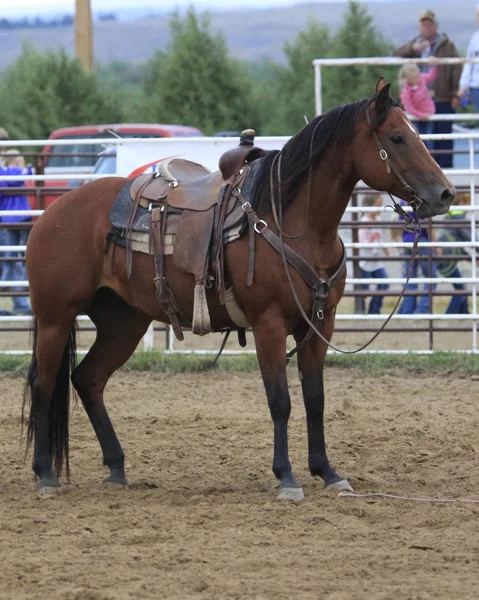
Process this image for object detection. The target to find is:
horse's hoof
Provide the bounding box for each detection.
[278,486,305,501]
[103,475,127,486]
[324,478,354,492]
[37,484,65,496]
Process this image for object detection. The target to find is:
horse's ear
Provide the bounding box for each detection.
[375,80,391,112]
[376,77,386,94]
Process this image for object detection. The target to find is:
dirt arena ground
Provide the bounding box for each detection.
[1,367,478,600]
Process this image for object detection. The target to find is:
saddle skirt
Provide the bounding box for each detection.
[130,159,224,213]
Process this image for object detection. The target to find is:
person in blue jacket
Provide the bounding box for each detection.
[0,150,32,315]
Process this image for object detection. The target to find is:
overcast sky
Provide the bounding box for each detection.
[0,0,377,17]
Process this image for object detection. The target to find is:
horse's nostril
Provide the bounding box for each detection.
[441,188,454,205]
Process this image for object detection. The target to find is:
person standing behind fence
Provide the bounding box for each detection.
[393,9,462,169]
[458,5,479,112]
[358,194,390,314]
[0,128,9,281]
[398,63,437,148]
[436,191,472,314]
[398,203,439,315]
[0,150,32,315]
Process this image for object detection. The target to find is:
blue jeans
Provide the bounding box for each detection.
[469,88,479,113]
[433,101,453,169]
[359,267,389,314]
[0,228,8,280]
[1,228,30,313]
[399,249,437,314]
[440,265,469,314]
[416,120,434,150]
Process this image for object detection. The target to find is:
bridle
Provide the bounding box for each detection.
[272,101,423,357]
[366,102,423,236]
[221,99,425,362]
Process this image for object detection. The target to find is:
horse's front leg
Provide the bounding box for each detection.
[253,318,304,501]
[296,314,354,492]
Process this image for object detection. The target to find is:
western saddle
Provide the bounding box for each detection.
[125,129,266,340]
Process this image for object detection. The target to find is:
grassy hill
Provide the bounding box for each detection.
[0,0,475,71]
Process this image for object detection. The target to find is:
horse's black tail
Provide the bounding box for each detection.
[22,319,78,481]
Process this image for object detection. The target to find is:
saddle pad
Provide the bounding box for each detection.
[110,179,151,233]
[109,221,243,258]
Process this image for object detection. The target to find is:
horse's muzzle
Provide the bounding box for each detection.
[417,185,455,218]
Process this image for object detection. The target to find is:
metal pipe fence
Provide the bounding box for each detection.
[1,128,479,354]
[312,56,479,115]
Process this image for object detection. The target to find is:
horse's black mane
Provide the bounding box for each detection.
[251,94,395,214]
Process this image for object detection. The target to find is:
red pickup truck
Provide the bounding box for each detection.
[35,123,205,207]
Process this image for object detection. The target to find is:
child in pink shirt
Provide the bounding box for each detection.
[398,63,437,148]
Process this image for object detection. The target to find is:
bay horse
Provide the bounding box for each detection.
[23,81,454,498]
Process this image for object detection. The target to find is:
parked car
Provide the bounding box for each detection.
[92,146,117,175]
[213,130,240,137]
[67,146,117,189]
[69,143,183,188]
[36,123,205,207]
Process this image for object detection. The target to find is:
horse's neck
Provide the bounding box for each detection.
[283,156,356,274]
[304,156,357,242]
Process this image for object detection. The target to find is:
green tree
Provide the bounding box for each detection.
[325,0,395,110]
[261,20,331,135]
[0,45,123,139]
[278,21,331,131]
[97,60,150,122]
[143,9,260,135]
[98,60,149,90]
[244,58,283,135]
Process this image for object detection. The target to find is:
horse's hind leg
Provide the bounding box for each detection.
[27,317,77,492]
[296,326,353,492]
[70,289,151,484]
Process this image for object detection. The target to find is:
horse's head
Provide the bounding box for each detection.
[354,79,455,218]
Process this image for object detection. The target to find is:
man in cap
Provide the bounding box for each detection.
[393,10,462,169]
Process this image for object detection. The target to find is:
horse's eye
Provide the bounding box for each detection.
[390,135,404,145]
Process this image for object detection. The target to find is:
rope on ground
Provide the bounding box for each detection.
[338,492,479,504]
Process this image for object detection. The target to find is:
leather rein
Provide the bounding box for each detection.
[239,101,424,358]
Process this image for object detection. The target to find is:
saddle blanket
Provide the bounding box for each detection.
[110,179,151,233]
[109,223,243,256]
